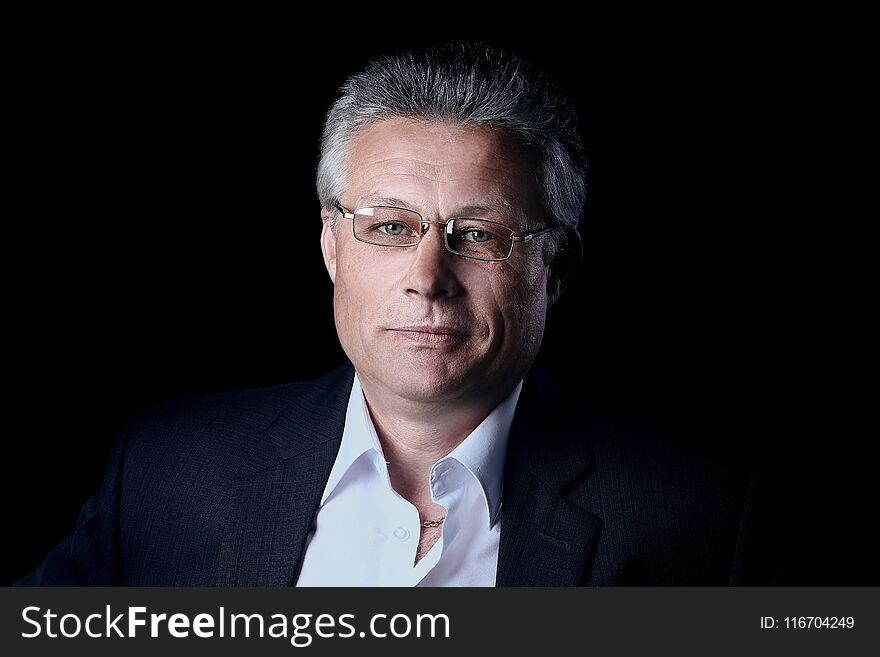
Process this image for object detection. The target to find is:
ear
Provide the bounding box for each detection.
[320,207,338,284]
[546,228,583,307]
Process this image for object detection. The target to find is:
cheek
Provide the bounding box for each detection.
[335,253,364,320]
[333,246,391,323]
[482,259,549,339]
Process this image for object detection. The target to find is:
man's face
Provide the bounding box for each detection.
[321,118,556,406]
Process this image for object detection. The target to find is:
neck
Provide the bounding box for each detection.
[357,375,507,510]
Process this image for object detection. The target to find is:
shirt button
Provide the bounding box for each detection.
[393,527,410,541]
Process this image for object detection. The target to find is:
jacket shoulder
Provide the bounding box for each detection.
[122,362,353,481]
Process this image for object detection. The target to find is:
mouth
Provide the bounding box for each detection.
[387,326,470,345]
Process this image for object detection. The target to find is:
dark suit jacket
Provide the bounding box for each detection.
[16,361,770,586]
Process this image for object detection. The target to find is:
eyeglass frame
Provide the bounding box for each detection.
[334,201,557,262]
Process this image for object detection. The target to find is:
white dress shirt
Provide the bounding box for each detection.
[295,373,523,587]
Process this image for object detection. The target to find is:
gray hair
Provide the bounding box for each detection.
[316,41,587,262]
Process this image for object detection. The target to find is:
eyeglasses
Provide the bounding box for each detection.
[334,202,556,262]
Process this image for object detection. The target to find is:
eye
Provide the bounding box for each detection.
[460,229,492,243]
[376,223,406,236]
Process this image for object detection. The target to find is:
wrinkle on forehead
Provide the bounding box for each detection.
[344,118,544,228]
[355,191,525,226]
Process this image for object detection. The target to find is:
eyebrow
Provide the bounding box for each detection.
[355,195,415,210]
[355,194,527,225]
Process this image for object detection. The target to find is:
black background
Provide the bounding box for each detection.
[5,10,869,585]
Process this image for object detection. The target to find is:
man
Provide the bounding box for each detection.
[17,42,768,586]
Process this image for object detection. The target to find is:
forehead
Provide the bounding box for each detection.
[344,118,541,220]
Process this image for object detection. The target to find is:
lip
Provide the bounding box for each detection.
[391,325,468,335]
[387,326,469,345]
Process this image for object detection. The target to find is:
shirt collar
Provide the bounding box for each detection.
[320,373,386,506]
[434,380,522,529]
[320,372,524,529]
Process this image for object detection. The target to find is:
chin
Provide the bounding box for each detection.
[374,360,479,402]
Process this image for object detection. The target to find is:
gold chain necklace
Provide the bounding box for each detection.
[384,459,446,529]
[420,517,445,528]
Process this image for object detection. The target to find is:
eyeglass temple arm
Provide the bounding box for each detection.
[334,202,355,220]
[513,225,558,243]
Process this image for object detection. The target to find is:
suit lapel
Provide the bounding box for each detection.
[211,361,600,586]
[496,369,602,586]
[213,363,354,586]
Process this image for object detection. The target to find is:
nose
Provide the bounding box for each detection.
[398,222,461,300]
